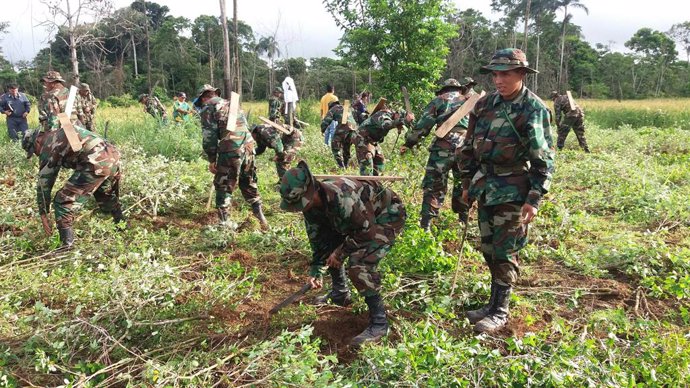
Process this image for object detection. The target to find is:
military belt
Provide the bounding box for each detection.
[480,163,528,176]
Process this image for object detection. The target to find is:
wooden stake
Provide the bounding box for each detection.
[566,90,576,111]
[340,100,350,125]
[58,113,82,152]
[435,91,485,138]
[295,118,310,127]
[401,86,412,113]
[313,174,404,181]
[371,97,387,114]
[258,116,292,134]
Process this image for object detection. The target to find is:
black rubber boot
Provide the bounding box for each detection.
[58,227,75,248]
[466,281,496,324]
[217,208,229,226]
[111,209,128,230]
[583,146,591,153]
[474,283,511,333]
[251,203,269,230]
[314,267,352,306]
[351,294,389,347]
[419,214,432,232]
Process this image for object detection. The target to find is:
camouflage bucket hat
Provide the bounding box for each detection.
[197,84,221,101]
[274,86,284,93]
[458,76,477,87]
[436,78,464,94]
[21,129,40,159]
[550,90,559,98]
[327,99,340,109]
[138,93,149,102]
[79,83,91,91]
[279,160,317,212]
[41,70,66,83]
[479,48,538,74]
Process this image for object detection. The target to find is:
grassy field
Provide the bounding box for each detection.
[0,98,689,386]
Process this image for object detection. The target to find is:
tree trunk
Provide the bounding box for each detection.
[142,0,152,94]
[208,28,214,85]
[521,0,531,51]
[233,0,241,94]
[219,0,233,97]
[66,0,79,83]
[131,34,139,78]
[534,30,540,93]
[558,6,568,91]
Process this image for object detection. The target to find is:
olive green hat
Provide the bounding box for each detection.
[21,129,40,159]
[138,93,149,102]
[41,70,66,83]
[79,83,91,91]
[550,90,560,99]
[479,48,538,74]
[274,86,284,93]
[436,78,464,94]
[279,160,317,212]
[458,77,477,87]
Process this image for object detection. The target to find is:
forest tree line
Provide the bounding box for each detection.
[0,0,689,105]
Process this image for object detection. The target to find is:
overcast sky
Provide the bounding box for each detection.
[0,0,685,64]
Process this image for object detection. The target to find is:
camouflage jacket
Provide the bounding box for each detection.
[404,90,469,151]
[200,96,254,162]
[251,124,303,156]
[320,104,357,135]
[268,95,284,121]
[553,95,583,123]
[357,110,406,143]
[459,86,555,208]
[39,86,79,132]
[36,126,120,215]
[303,178,406,277]
[145,97,167,118]
[76,93,97,121]
[464,88,477,99]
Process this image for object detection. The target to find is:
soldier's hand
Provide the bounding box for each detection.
[326,252,342,268]
[3,111,10,116]
[308,277,323,290]
[208,162,217,174]
[22,112,28,118]
[40,214,53,236]
[400,145,408,155]
[521,203,538,224]
[405,112,415,123]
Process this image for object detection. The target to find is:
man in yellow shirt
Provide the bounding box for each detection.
[320,84,338,119]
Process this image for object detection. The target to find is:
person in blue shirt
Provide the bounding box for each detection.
[1,84,31,141]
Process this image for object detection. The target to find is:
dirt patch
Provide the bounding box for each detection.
[312,307,369,363]
[227,249,254,266]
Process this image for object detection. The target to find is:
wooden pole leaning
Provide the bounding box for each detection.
[435,91,485,139]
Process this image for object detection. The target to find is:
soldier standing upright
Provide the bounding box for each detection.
[279,161,406,346]
[139,94,168,122]
[39,71,80,132]
[321,100,356,169]
[196,84,268,229]
[400,78,472,231]
[250,123,303,182]
[355,104,414,176]
[75,83,97,131]
[551,91,589,152]
[21,126,125,248]
[460,48,555,333]
[268,87,284,123]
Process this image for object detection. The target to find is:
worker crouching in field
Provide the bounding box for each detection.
[22,127,125,248]
[355,104,415,176]
[279,161,406,346]
[459,48,555,333]
[250,123,303,183]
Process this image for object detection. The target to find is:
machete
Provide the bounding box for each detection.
[269,283,313,315]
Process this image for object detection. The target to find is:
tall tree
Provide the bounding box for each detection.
[324,0,457,107]
[669,22,690,64]
[625,28,677,96]
[39,0,114,83]
[219,0,233,97]
[233,0,241,93]
[556,0,588,90]
[257,35,281,92]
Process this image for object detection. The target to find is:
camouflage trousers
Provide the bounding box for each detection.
[275,147,299,180]
[214,152,261,209]
[331,129,354,169]
[82,116,95,131]
[346,202,406,297]
[477,201,525,285]
[53,169,122,229]
[355,136,384,176]
[557,116,588,150]
[421,146,468,219]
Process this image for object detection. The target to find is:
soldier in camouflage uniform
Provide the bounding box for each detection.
[460,77,478,99]
[400,78,473,231]
[279,160,406,346]
[251,123,303,182]
[38,71,80,132]
[21,126,125,248]
[196,84,268,229]
[75,83,97,131]
[321,100,357,169]
[355,104,415,176]
[551,91,589,152]
[139,94,168,122]
[459,48,555,333]
[268,87,284,123]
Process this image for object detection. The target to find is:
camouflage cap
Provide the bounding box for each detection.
[279,160,317,212]
[458,76,477,87]
[274,86,284,93]
[327,99,340,109]
[41,70,66,83]
[79,83,91,91]
[21,129,40,159]
[479,48,538,74]
[436,78,464,94]
[138,93,149,102]
[550,90,559,98]
[197,84,221,101]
